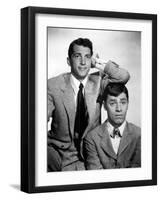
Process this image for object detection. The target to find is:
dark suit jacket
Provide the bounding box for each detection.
[84,121,141,169]
[47,65,130,160]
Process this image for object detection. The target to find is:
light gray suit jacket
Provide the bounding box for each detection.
[48,65,130,158]
[84,121,141,169]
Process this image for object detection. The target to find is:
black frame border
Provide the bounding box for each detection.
[21,6,157,193]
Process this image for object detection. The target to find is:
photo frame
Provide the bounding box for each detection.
[21,6,157,193]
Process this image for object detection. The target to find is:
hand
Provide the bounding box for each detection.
[91,53,107,70]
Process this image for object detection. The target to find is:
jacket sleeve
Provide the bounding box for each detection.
[103,60,130,84]
[84,134,103,170]
[47,84,55,122]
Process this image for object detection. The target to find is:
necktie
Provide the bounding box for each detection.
[111,128,122,138]
[74,83,88,140]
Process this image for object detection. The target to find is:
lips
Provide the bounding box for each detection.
[78,66,87,71]
[115,115,123,118]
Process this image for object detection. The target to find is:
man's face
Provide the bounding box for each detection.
[104,92,128,127]
[67,44,92,80]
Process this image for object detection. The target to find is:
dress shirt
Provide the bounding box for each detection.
[107,121,126,154]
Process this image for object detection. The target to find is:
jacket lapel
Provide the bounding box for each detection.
[60,74,76,136]
[99,122,117,159]
[117,122,133,156]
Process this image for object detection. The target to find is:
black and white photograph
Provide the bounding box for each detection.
[47,28,141,172]
[21,6,157,193]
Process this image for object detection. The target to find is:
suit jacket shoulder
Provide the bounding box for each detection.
[85,121,141,141]
[48,72,101,90]
[127,122,141,138]
[48,73,70,90]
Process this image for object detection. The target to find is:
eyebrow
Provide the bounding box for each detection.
[108,98,127,101]
[73,52,91,55]
[120,98,128,101]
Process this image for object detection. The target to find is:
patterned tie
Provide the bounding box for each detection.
[111,128,122,138]
[74,83,88,142]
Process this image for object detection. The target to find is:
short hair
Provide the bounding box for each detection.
[68,38,93,58]
[102,82,129,102]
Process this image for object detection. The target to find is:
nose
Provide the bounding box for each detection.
[116,103,122,112]
[80,57,86,65]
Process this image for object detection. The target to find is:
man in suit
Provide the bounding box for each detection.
[48,38,130,171]
[84,82,141,169]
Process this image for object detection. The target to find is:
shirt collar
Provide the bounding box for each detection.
[107,120,126,137]
[70,74,88,95]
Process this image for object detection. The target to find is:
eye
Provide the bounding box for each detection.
[86,54,92,59]
[72,54,81,58]
[121,101,127,105]
[109,102,115,106]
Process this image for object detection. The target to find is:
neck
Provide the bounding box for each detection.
[108,119,124,128]
[71,73,84,81]
[71,73,88,84]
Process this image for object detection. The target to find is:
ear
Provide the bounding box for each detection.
[67,57,71,66]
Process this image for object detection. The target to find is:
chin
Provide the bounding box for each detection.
[114,120,123,126]
[78,74,88,80]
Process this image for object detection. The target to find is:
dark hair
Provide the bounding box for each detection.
[68,38,93,58]
[102,82,129,102]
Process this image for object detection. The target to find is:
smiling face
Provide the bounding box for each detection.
[67,44,92,80]
[104,92,128,127]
